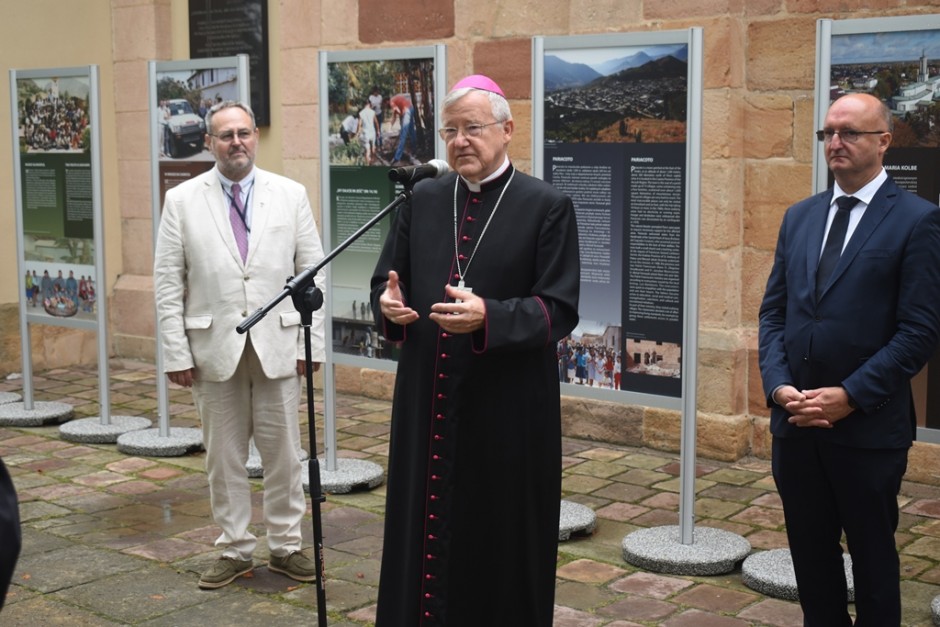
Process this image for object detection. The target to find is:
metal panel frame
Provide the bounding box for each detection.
[815,15,940,444]
[148,55,250,435]
[10,65,106,414]
[317,45,447,469]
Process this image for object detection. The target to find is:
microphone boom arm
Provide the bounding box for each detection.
[234,184,413,627]
[236,187,413,334]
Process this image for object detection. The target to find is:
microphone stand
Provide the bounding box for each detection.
[237,186,414,627]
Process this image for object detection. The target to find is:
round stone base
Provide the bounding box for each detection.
[60,415,153,444]
[302,458,384,494]
[742,548,854,602]
[0,401,74,426]
[0,392,22,405]
[623,525,751,576]
[559,499,597,541]
[116,427,204,457]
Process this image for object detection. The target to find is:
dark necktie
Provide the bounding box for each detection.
[229,182,248,262]
[815,195,860,300]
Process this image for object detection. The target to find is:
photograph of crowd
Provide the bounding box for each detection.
[543,44,688,145]
[327,58,437,167]
[558,337,623,389]
[557,334,681,390]
[17,77,90,153]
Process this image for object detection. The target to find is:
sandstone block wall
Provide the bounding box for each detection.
[4,0,940,478]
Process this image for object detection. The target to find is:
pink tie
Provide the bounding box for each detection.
[229,182,248,262]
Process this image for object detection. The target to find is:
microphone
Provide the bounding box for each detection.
[388,159,451,184]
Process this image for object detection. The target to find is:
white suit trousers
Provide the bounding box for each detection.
[192,337,306,560]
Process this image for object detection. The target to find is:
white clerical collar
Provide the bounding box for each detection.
[461,157,510,192]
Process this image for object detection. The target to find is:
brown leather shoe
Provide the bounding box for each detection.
[198,556,253,589]
[268,549,317,582]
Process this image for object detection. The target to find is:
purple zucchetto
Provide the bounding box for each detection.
[450,74,505,97]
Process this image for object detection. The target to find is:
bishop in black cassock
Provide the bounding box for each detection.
[371,75,580,626]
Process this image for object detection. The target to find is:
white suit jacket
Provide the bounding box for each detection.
[154,166,326,382]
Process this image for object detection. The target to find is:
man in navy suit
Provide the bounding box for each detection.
[759,93,940,626]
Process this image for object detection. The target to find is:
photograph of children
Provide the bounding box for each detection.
[327,58,437,167]
[22,263,97,320]
[17,77,90,153]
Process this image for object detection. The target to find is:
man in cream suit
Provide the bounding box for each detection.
[154,101,326,589]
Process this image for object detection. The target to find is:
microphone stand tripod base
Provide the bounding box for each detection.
[302,458,384,494]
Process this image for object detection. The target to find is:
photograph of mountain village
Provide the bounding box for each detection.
[543,44,688,144]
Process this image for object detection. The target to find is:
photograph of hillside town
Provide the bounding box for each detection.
[543,44,688,144]
[831,29,940,147]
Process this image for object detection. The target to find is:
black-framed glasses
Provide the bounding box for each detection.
[438,121,501,142]
[815,129,887,143]
[208,128,255,143]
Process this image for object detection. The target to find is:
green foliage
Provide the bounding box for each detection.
[327,61,399,113]
[156,77,201,110]
[329,133,363,165]
[16,78,43,105]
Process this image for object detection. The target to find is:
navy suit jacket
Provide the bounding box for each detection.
[759,176,940,449]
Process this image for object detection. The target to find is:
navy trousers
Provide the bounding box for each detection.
[772,436,907,627]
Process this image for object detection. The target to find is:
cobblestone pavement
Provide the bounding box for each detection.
[1,360,940,626]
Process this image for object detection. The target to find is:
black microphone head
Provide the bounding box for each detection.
[388,159,451,183]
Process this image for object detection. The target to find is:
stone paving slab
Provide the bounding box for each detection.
[50,566,215,624]
[135,587,323,626]
[2,594,128,625]
[1,362,940,625]
[14,544,148,593]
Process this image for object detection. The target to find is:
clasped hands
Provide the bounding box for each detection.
[774,384,854,428]
[379,270,485,334]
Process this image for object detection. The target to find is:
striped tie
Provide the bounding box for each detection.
[229,182,248,262]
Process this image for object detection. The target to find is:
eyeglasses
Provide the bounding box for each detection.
[815,129,887,143]
[209,128,255,143]
[438,121,501,142]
